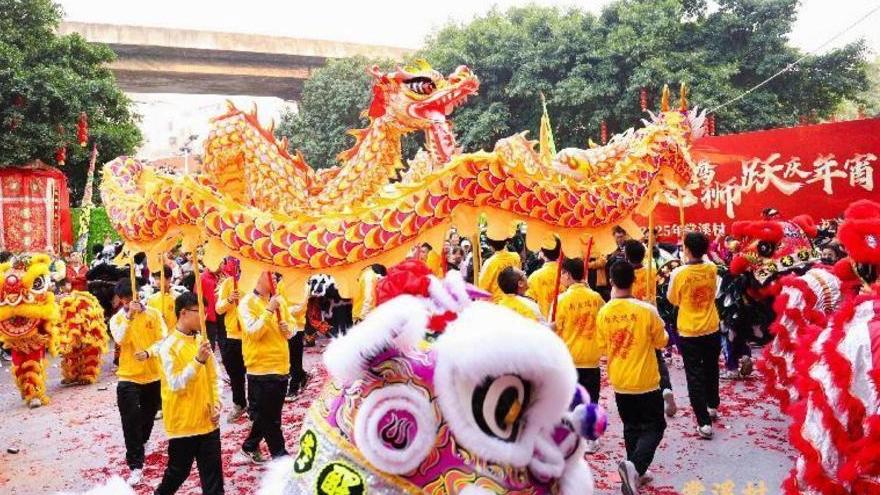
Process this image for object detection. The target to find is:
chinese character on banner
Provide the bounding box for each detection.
[843,153,876,191]
[699,223,712,235]
[701,178,744,219]
[783,157,810,180]
[694,159,717,186]
[740,154,803,195]
[712,222,726,236]
[806,154,847,195]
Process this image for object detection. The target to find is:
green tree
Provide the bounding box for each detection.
[0,0,142,201]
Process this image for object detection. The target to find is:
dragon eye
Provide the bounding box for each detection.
[404,77,435,95]
[472,375,530,442]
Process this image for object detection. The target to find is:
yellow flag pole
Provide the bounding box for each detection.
[646,211,655,304]
[473,215,482,284]
[191,245,207,339]
[128,253,138,302]
[159,252,166,319]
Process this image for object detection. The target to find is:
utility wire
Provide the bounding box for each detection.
[710,2,880,113]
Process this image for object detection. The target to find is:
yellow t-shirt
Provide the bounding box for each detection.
[556,284,605,368]
[631,265,659,303]
[353,269,381,321]
[478,250,521,300]
[238,292,295,376]
[109,307,166,384]
[215,277,242,340]
[146,291,177,332]
[425,250,444,278]
[667,262,720,337]
[496,294,543,322]
[597,298,668,394]
[158,330,220,439]
[525,261,558,319]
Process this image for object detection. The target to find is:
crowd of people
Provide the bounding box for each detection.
[1,208,853,495]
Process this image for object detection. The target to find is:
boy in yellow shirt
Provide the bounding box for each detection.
[215,258,247,421]
[478,237,521,300]
[667,232,721,439]
[108,279,167,486]
[236,271,294,463]
[623,239,677,418]
[353,264,386,322]
[154,291,224,494]
[555,257,605,408]
[598,261,668,494]
[525,236,561,319]
[495,267,544,323]
[147,266,177,331]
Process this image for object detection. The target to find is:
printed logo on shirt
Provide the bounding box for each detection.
[316,462,365,495]
[294,429,317,474]
[609,329,635,360]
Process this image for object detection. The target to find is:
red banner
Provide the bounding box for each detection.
[652,118,880,241]
[0,162,73,254]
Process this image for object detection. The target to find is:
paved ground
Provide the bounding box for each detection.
[0,346,794,495]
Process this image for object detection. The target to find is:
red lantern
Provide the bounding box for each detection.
[77,112,89,147]
[707,114,716,136]
[639,88,648,112]
[600,120,608,145]
[55,146,67,166]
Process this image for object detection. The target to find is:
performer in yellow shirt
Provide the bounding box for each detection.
[478,237,521,300]
[154,291,224,495]
[623,239,677,418]
[215,257,247,421]
[421,243,445,278]
[236,271,294,463]
[353,264,386,322]
[597,261,668,493]
[108,279,167,487]
[147,266,177,331]
[667,231,721,439]
[526,236,561,319]
[495,267,544,323]
[555,258,605,409]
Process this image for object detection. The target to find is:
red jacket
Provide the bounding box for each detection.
[200,270,219,322]
[66,264,88,292]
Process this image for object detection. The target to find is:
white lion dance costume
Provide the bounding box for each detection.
[261,259,607,495]
[774,200,880,494]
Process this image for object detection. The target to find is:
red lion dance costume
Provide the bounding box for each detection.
[0,254,108,408]
[773,200,880,494]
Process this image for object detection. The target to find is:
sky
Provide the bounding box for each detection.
[58,0,880,56]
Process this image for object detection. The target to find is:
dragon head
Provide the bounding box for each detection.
[728,215,818,297]
[367,61,479,164]
[0,254,58,347]
[269,260,604,494]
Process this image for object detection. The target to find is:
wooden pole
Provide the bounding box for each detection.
[582,237,594,282]
[159,252,166,317]
[191,246,207,339]
[129,254,138,302]
[265,271,283,321]
[646,212,656,304]
[550,247,566,323]
[473,235,482,284]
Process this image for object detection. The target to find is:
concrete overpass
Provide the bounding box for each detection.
[58,22,413,100]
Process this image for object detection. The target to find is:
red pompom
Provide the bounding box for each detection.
[729,255,751,275]
[375,259,433,306]
[844,200,880,220]
[427,311,457,334]
[833,258,857,281]
[791,215,818,238]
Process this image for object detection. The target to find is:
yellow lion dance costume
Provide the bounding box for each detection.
[0,254,108,408]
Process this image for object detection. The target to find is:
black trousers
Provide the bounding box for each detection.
[117,380,161,470]
[243,374,289,458]
[154,429,224,495]
[220,338,247,408]
[577,367,601,404]
[679,332,722,427]
[657,350,673,392]
[615,390,666,476]
[287,333,306,394]
[205,321,219,352]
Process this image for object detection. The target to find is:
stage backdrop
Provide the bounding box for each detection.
[651,117,879,240]
[0,162,73,254]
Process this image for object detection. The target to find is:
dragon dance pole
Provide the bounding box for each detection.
[159,252,166,317]
[129,255,138,302]
[550,246,566,324]
[191,246,207,339]
[265,271,283,321]
[582,237,594,285]
[678,191,686,245]
[647,212,655,304]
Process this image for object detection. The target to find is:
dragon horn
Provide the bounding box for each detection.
[250,102,258,119]
[225,99,236,112]
[679,83,689,112]
[267,118,275,134]
[367,65,384,79]
[661,85,670,112]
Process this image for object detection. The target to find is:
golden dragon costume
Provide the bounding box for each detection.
[0,254,108,407]
[100,63,704,298]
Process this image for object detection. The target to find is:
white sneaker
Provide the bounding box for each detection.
[640,470,654,486]
[155,410,163,420]
[662,389,677,417]
[697,424,713,439]
[585,439,599,454]
[618,460,640,495]
[708,408,719,420]
[126,468,143,486]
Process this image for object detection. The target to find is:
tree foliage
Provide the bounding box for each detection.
[279,0,869,165]
[0,0,142,200]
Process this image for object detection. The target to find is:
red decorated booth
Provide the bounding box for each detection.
[0,161,73,254]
